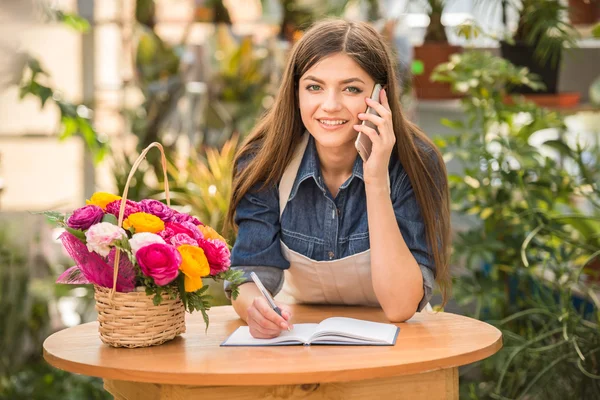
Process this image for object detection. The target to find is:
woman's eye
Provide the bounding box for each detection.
[345,86,363,94]
[306,84,321,91]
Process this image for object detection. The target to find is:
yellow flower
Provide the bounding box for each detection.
[178,245,210,292]
[199,225,227,244]
[123,212,165,233]
[86,192,121,210]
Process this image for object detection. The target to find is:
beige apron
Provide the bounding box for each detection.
[277,134,384,307]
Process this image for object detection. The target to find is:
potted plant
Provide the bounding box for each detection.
[433,49,600,398]
[568,0,600,26]
[483,0,578,98]
[412,0,462,99]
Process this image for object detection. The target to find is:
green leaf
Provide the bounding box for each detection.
[64,227,87,243]
[153,292,163,306]
[32,210,66,225]
[480,208,493,220]
[102,213,118,225]
[592,23,600,39]
[59,12,90,33]
[59,117,78,140]
[178,275,188,309]
[38,86,53,107]
[27,57,45,75]
[440,118,464,130]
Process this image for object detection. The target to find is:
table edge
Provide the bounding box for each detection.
[43,331,503,386]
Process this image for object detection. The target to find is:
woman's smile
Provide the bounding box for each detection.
[316,118,350,130]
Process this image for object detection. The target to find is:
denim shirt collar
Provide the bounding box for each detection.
[287,133,364,202]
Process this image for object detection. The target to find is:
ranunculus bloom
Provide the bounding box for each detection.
[123,212,165,234]
[129,232,166,255]
[177,245,210,292]
[170,233,197,247]
[85,222,127,257]
[159,222,197,242]
[136,243,181,286]
[105,199,141,220]
[86,192,122,210]
[66,205,104,230]
[170,212,203,226]
[181,221,202,240]
[139,199,175,222]
[199,225,227,244]
[197,238,231,275]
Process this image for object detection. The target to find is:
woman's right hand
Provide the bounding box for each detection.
[246,297,293,339]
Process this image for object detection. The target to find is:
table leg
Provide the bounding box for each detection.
[104,367,458,400]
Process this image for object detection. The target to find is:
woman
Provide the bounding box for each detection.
[224,19,451,339]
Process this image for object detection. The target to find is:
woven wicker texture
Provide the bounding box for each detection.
[95,285,186,348]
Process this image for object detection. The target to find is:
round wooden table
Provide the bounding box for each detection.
[43,305,502,400]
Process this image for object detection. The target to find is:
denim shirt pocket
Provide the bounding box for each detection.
[281,228,317,260]
[346,231,370,255]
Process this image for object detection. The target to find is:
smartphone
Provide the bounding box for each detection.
[355,83,382,162]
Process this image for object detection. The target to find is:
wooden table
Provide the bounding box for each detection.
[43,305,502,399]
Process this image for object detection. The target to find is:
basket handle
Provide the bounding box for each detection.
[111,142,170,296]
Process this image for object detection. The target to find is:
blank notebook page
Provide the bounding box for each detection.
[314,317,398,343]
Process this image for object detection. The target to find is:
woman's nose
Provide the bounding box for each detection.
[320,91,343,113]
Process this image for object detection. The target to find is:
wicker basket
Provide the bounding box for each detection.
[95,142,186,348]
[95,286,186,348]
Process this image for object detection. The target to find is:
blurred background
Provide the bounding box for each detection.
[1,0,600,399]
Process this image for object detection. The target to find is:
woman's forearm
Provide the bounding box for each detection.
[231,282,262,322]
[365,181,424,322]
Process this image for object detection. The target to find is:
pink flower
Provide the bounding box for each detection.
[170,233,197,247]
[136,243,181,286]
[85,222,127,257]
[159,221,201,242]
[105,199,141,220]
[139,199,175,222]
[181,221,202,240]
[197,238,231,275]
[67,205,104,230]
[170,212,203,226]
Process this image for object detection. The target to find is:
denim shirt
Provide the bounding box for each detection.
[226,135,436,311]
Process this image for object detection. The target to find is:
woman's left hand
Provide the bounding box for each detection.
[353,88,396,188]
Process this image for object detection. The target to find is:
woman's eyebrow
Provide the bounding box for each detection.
[302,75,366,85]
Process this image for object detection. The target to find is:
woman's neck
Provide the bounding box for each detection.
[314,141,356,194]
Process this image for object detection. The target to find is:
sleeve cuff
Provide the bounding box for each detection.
[416,264,435,312]
[224,266,285,300]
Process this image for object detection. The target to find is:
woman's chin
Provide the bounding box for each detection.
[310,128,357,150]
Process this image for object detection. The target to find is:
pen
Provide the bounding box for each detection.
[250,272,291,331]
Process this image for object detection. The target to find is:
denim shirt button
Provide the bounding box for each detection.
[328,251,334,259]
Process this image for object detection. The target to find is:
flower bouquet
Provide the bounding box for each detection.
[44,143,244,348]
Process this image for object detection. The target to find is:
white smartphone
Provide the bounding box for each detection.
[355,83,382,162]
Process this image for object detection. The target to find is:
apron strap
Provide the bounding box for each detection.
[279,133,310,218]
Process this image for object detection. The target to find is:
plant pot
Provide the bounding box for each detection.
[568,0,600,25]
[500,41,561,95]
[502,92,581,108]
[413,43,462,99]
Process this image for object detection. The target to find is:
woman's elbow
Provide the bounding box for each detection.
[382,305,416,323]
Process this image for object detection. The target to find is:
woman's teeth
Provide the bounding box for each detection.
[318,120,347,125]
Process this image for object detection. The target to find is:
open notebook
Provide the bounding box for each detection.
[221,317,399,346]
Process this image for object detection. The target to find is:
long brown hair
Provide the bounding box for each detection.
[224,19,451,305]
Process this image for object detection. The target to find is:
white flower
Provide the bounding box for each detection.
[129,232,165,256]
[513,112,533,129]
[85,222,127,257]
[455,82,470,93]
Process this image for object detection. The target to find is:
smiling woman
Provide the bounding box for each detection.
[223,18,451,340]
